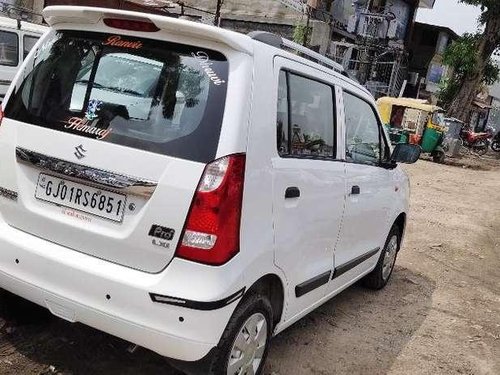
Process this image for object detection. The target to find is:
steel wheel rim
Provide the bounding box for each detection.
[227,312,268,375]
[382,235,398,281]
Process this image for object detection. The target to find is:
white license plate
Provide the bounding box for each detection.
[35,173,126,222]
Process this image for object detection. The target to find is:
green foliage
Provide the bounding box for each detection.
[293,24,311,45]
[459,0,500,24]
[438,78,461,109]
[438,33,500,108]
[443,34,478,80]
[483,60,500,85]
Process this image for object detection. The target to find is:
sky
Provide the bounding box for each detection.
[416,0,482,36]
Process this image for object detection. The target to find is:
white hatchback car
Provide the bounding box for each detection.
[0,6,420,375]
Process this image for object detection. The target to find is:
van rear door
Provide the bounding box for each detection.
[0,28,230,273]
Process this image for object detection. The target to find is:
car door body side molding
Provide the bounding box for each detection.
[294,247,381,298]
[295,271,332,298]
[332,247,380,279]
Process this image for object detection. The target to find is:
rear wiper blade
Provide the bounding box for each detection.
[118,88,143,96]
[75,80,142,96]
[75,79,106,90]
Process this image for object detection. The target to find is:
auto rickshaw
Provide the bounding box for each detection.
[377,97,447,163]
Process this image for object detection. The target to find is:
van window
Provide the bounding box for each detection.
[23,35,39,59]
[0,31,19,66]
[277,71,335,158]
[4,30,229,163]
[343,92,387,165]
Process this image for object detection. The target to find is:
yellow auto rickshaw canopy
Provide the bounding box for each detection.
[376,97,444,124]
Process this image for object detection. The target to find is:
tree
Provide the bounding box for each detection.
[439,34,499,109]
[447,0,500,121]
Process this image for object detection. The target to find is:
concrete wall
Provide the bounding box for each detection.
[182,0,302,25]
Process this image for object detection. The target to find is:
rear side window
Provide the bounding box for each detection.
[23,35,39,59]
[277,70,335,158]
[0,31,19,66]
[5,30,229,163]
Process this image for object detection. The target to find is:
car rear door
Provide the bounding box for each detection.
[272,58,347,320]
[0,27,233,273]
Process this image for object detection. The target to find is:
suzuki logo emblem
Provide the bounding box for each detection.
[74,145,87,160]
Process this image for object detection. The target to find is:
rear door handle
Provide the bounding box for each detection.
[285,187,300,199]
[351,185,360,195]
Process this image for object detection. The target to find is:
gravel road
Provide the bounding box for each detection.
[1,156,499,375]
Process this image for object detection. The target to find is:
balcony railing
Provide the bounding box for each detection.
[355,12,398,41]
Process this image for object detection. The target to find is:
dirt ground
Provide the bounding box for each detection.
[1,154,499,375]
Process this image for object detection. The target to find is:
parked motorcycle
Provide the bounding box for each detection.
[460,125,493,156]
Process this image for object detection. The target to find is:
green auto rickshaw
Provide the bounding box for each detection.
[377,97,447,163]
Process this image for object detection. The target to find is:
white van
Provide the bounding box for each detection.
[0,16,47,100]
[0,6,420,375]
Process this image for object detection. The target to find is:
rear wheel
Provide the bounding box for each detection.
[491,140,500,152]
[472,140,488,156]
[208,294,273,375]
[363,226,401,290]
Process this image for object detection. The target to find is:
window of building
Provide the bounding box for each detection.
[277,71,335,159]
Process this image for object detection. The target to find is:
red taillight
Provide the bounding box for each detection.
[104,18,160,32]
[0,107,4,126]
[175,154,246,266]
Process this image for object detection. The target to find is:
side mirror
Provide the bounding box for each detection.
[391,143,421,164]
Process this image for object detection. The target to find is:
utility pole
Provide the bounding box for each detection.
[214,0,223,26]
[303,8,310,47]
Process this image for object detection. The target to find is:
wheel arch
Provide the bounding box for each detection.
[243,273,285,329]
[393,212,407,247]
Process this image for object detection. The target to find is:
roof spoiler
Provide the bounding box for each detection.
[42,6,253,55]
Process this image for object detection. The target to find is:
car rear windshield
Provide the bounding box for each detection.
[4,30,229,163]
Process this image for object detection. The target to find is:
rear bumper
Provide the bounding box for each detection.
[0,216,242,361]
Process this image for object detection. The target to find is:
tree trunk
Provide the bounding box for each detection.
[447,14,500,122]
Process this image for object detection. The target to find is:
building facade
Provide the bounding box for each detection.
[406,22,458,100]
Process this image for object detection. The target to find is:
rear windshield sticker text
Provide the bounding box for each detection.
[103,35,143,49]
[192,51,226,86]
[65,117,113,140]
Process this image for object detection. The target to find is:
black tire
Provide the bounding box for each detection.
[363,226,401,290]
[209,293,273,375]
[491,141,500,152]
[432,151,445,164]
[472,140,488,156]
[171,294,274,375]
